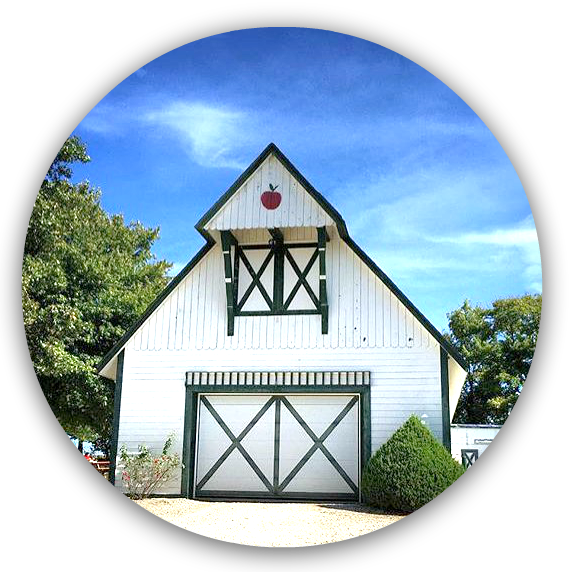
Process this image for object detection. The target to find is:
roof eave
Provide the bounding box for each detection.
[97,142,467,377]
[95,241,215,377]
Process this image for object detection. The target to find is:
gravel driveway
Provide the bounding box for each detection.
[135,498,406,547]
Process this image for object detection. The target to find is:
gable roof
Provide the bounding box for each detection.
[195,143,346,240]
[97,143,467,376]
[200,147,336,231]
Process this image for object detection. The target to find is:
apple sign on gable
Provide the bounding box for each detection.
[261,184,282,210]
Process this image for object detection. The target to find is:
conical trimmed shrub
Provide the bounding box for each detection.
[362,415,465,512]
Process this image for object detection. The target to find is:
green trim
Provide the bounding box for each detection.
[232,239,240,309]
[239,242,319,251]
[361,388,372,475]
[181,383,370,500]
[196,490,357,501]
[98,143,466,377]
[96,242,213,376]
[236,247,274,311]
[440,347,451,451]
[268,227,284,244]
[283,248,320,310]
[181,389,199,498]
[108,349,124,486]
[273,240,285,310]
[317,226,329,335]
[220,231,235,336]
[237,309,321,317]
[273,398,281,491]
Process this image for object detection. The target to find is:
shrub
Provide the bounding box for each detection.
[362,415,465,512]
[119,434,181,499]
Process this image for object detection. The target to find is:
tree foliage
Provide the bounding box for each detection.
[446,294,542,424]
[22,136,171,441]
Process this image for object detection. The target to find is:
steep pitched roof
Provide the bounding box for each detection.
[199,145,336,232]
[97,143,467,376]
[196,143,345,240]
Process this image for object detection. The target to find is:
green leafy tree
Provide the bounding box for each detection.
[446,294,542,424]
[22,136,171,442]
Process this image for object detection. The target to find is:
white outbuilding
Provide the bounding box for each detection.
[98,143,467,500]
[451,424,502,468]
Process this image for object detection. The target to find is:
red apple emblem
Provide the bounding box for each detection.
[261,184,282,210]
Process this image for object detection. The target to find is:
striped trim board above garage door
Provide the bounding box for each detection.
[182,372,371,501]
[186,370,370,386]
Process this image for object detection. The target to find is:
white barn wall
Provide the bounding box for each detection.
[114,234,446,493]
[115,344,442,493]
[131,240,434,353]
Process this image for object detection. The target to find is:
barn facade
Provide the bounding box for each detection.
[98,143,467,501]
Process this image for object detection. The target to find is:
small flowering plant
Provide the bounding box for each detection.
[119,433,181,499]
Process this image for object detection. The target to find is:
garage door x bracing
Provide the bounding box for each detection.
[194,394,360,500]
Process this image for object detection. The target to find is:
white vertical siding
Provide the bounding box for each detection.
[204,154,335,231]
[113,232,447,493]
[131,239,435,353]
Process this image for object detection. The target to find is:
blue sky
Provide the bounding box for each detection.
[70,27,540,333]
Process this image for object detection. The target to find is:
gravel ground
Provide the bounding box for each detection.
[135,498,406,547]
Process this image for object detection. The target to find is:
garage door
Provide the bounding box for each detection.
[194,393,360,500]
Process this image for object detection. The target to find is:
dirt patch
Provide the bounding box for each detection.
[135,498,406,547]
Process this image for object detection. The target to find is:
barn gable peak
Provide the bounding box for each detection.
[196,143,346,238]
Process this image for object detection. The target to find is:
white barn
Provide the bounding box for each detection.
[98,143,467,501]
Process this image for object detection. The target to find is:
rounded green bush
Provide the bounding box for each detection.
[362,415,465,512]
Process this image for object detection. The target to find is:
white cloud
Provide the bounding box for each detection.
[357,215,542,298]
[80,105,123,135]
[432,217,541,288]
[434,224,539,247]
[79,99,255,169]
[433,217,541,292]
[144,102,250,169]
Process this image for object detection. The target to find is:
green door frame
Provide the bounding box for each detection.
[181,383,371,500]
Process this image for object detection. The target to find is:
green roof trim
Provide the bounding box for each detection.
[195,142,348,237]
[97,142,467,376]
[96,242,214,375]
